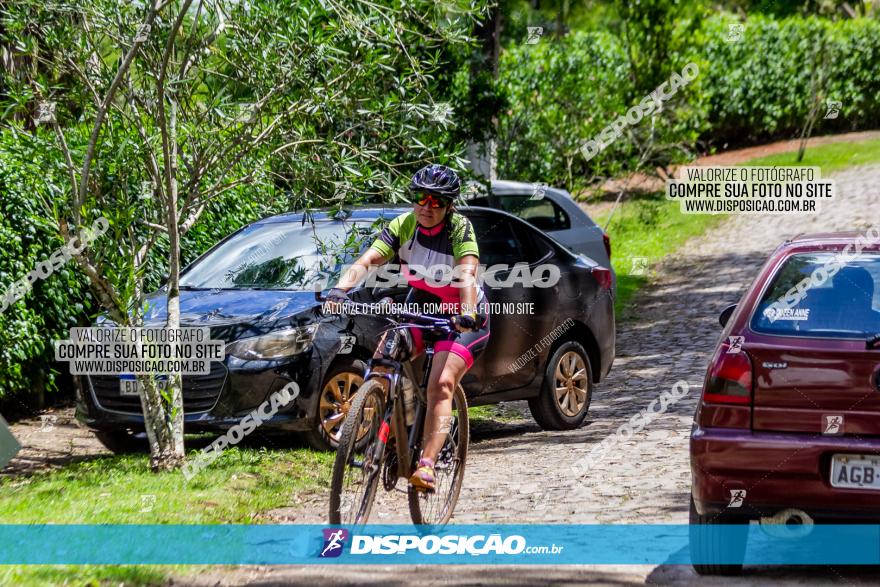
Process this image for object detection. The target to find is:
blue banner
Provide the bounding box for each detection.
[2,524,880,565]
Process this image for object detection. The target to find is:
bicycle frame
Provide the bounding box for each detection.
[363,327,438,481]
[317,294,456,486]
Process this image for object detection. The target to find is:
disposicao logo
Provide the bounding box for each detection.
[319,528,349,558]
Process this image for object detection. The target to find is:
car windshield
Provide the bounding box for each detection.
[751,252,880,338]
[179,220,375,290]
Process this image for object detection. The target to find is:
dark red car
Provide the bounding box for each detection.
[690,231,880,574]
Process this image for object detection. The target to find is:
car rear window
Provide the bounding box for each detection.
[750,252,880,338]
[495,195,570,231]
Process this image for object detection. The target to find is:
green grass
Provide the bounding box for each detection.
[595,138,880,317]
[468,403,528,424]
[0,446,333,585]
[0,447,333,524]
[742,138,880,174]
[593,198,723,317]
[0,565,169,587]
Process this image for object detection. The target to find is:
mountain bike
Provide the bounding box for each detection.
[324,298,469,526]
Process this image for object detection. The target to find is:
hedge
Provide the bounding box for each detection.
[496,14,880,190]
[699,16,880,144]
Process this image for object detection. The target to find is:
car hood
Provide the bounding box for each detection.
[138,288,322,341]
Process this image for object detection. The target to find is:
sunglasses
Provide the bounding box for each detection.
[412,193,450,209]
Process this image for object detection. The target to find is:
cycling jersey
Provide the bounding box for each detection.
[370,211,490,368]
[370,212,485,310]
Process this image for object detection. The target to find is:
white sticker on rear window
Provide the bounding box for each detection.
[763,307,810,321]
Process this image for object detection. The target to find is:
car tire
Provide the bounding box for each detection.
[528,341,592,430]
[92,429,147,454]
[689,494,748,576]
[304,358,367,451]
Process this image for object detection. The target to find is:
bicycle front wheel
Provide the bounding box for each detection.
[329,379,387,525]
[408,384,469,526]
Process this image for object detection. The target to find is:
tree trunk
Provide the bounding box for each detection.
[797,34,828,163]
[468,5,501,179]
[141,99,185,472]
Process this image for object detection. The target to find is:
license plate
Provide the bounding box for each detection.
[830,454,880,489]
[119,375,168,397]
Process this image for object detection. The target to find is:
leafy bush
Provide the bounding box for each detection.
[495,14,880,189]
[497,29,708,190]
[0,134,91,408]
[699,15,880,145]
[496,31,633,187]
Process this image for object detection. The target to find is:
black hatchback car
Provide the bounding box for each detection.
[76,206,616,451]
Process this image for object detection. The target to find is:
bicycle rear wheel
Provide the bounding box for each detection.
[329,379,387,525]
[408,384,469,526]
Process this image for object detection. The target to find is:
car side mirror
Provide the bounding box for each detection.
[719,304,736,327]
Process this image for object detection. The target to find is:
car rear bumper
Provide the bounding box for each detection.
[586,289,615,380]
[691,425,880,521]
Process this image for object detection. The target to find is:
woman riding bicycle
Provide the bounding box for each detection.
[327,163,489,492]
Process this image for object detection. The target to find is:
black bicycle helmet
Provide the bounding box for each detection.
[409,164,461,200]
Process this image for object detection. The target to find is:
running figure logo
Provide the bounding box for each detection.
[823,414,844,435]
[338,334,356,355]
[726,336,744,354]
[319,528,349,558]
[728,489,746,508]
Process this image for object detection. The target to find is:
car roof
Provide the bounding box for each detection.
[253,204,530,226]
[462,179,573,200]
[786,231,867,244]
[776,231,880,253]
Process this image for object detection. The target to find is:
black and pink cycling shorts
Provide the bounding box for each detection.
[408,313,491,369]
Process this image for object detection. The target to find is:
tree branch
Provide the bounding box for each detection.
[77,3,163,224]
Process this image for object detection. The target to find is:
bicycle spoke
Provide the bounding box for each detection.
[410,390,468,526]
[330,382,388,525]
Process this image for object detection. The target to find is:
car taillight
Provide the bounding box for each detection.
[603,233,611,259]
[703,342,753,405]
[591,266,613,290]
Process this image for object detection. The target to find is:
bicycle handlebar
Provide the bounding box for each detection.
[316,294,455,331]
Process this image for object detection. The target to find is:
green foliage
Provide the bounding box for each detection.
[699,15,880,145]
[495,13,880,190]
[497,29,708,190]
[496,31,631,187]
[0,126,283,403]
[0,0,484,404]
[619,0,706,96]
[0,131,92,405]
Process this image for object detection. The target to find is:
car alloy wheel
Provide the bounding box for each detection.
[319,370,365,445]
[528,340,592,431]
[554,350,589,417]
